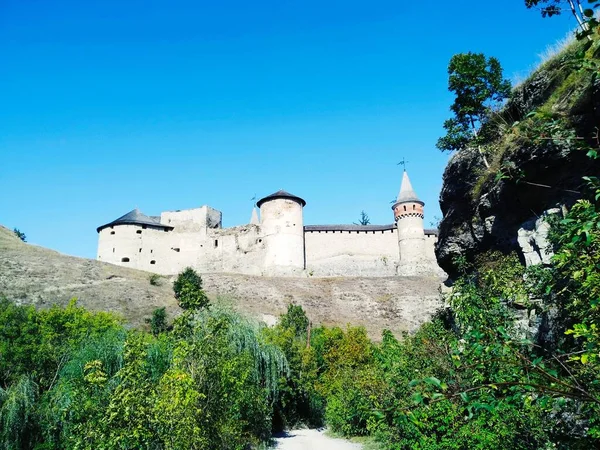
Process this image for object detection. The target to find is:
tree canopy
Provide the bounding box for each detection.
[436,52,511,153]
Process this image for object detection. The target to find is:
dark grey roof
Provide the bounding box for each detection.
[256,190,306,208]
[96,209,173,233]
[305,224,438,235]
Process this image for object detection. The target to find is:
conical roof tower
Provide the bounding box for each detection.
[249,207,259,225]
[395,171,424,206]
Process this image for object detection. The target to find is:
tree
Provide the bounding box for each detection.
[279,304,310,338]
[354,211,370,226]
[524,0,600,39]
[149,307,168,336]
[13,228,26,242]
[436,53,511,167]
[173,267,209,311]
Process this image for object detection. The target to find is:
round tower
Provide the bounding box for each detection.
[392,171,427,276]
[257,190,306,276]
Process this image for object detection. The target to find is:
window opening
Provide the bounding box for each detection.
[121,257,130,262]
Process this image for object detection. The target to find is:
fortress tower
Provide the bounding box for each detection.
[257,190,306,275]
[392,171,429,276]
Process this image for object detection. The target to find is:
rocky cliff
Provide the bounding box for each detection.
[436,39,600,277]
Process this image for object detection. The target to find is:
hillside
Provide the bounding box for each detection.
[0,225,442,337]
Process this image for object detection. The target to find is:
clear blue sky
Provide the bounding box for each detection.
[0,1,575,258]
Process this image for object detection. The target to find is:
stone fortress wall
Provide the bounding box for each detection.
[97,172,443,277]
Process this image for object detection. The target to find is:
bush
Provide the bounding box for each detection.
[149,273,162,286]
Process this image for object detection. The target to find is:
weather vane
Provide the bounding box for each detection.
[397,158,409,172]
[250,194,256,202]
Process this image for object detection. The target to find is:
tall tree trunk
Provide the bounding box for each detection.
[470,117,490,169]
[568,0,592,40]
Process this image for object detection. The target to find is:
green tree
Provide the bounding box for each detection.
[354,211,370,226]
[436,52,511,167]
[12,228,26,242]
[279,304,310,338]
[173,267,209,311]
[149,307,168,336]
[525,0,600,39]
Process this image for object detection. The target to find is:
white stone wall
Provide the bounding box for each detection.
[206,225,266,275]
[304,229,398,276]
[161,206,222,231]
[97,224,172,273]
[260,199,305,275]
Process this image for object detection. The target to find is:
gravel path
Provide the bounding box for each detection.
[272,429,362,449]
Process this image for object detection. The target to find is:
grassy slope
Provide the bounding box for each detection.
[0,225,443,338]
[0,225,179,328]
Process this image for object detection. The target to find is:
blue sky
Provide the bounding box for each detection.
[0,1,575,258]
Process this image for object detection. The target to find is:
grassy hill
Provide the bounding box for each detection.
[0,225,443,337]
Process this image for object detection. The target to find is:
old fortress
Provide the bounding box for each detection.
[96,171,442,277]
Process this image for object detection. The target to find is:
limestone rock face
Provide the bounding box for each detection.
[517,208,561,267]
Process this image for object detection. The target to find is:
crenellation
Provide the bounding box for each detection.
[96,173,443,277]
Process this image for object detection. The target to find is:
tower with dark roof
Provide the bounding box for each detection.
[257,190,306,275]
[392,171,428,275]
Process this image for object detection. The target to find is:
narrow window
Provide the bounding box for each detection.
[150,249,153,253]
[403,205,407,211]
[150,260,156,265]
[110,231,115,235]
[139,248,142,253]
[113,248,115,253]
[121,257,130,262]
[142,225,147,229]
[164,229,168,232]
[172,248,180,252]
[214,239,218,248]
[136,230,142,234]
[413,205,416,210]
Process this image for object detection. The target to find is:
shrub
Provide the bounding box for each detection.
[149,273,162,286]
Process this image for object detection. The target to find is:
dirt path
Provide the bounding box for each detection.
[272,429,362,449]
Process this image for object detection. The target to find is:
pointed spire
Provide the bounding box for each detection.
[249,207,259,225]
[396,171,422,204]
